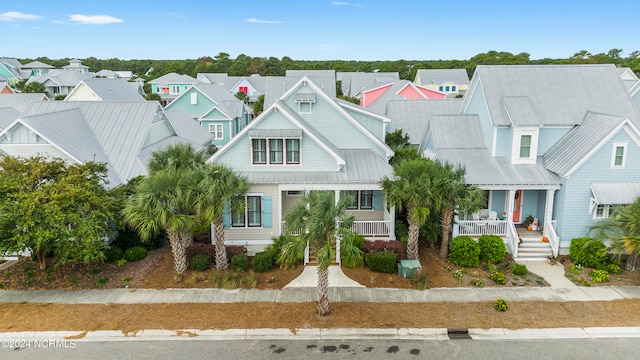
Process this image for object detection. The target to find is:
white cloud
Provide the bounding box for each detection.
[0,11,41,21]
[246,18,282,24]
[332,1,363,7]
[68,14,123,25]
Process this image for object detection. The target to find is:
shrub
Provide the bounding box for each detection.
[490,271,506,285]
[191,254,212,272]
[478,235,506,263]
[95,277,108,287]
[113,225,165,251]
[226,245,247,263]
[122,276,132,285]
[449,236,480,267]
[569,237,608,268]
[395,220,408,241]
[123,246,147,262]
[365,251,397,273]
[104,246,123,263]
[590,269,610,283]
[269,234,304,268]
[116,259,127,267]
[252,251,273,273]
[470,278,484,287]
[186,243,215,264]
[606,263,621,274]
[511,263,529,276]
[363,240,405,261]
[231,253,249,272]
[214,271,258,289]
[340,231,365,268]
[494,298,508,311]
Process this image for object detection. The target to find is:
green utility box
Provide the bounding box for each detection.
[398,260,422,279]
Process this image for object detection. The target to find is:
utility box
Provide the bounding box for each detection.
[398,260,422,279]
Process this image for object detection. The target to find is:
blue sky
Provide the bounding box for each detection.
[1,0,637,61]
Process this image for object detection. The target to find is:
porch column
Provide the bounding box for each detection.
[544,189,555,226]
[506,189,515,222]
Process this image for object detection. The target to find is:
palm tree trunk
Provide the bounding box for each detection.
[316,264,330,316]
[214,221,228,270]
[439,207,454,259]
[626,253,640,272]
[169,233,188,274]
[407,220,420,260]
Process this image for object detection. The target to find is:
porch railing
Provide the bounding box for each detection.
[304,240,309,265]
[350,220,392,237]
[544,220,560,258]
[506,221,519,259]
[455,220,507,236]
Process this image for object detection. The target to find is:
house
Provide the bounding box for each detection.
[414,69,470,97]
[263,70,337,108]
[95,70,134,80]
[65,78,146,102]
[26,69,93,98]
[0,101,212,188]
[164,83,251,147]
[21,61,55,78]
[336,72,399,98]
[197,73,266,105]
[415,64,640,258]
[385,98,463,146]
[0,58,25,86]
[63,59,91,73]
[148,73,198,105]
[359,80,446,115]
[0,84,17,94]
[207,76,395,260]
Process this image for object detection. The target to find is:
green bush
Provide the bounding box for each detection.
[252,251,273,273]
[478,235,506,263]
[191,254,212,272]
[590,269,610,283]
[449,236,480,267]
[340,231,364,268]
[511,263,529,276]
[231,254,249,272]
[104,246,123,263]
[569,237,608,268]
[95,277,108,287]
[113,225,165,251]
[365,251,397,273]
[606,263,621,274]
[490,271,506,285]
[494,298,508,311]
[123,246,147,262]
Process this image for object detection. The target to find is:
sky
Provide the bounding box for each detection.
[1,0,637,61]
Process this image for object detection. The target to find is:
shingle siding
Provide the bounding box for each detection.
[464,82,494,154]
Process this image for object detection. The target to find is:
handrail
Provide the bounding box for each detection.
[455,220,508,236]
[544,220,560,258]
[506,221,519,259]
[335,236,341,264]
[304,240,309,265]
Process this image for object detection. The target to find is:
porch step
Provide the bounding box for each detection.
[515,236,553,261]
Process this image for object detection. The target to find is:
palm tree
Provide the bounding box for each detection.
[431,161,485,259]
[148,143,205,174]
[381,158,434,260]
[590,197,640,272]
[122,169,196,274]
[280,190,354,316]
[193,164,248,270]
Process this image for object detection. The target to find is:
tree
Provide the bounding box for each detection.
[0,156,116,270]
[22,81,48,97]
[148,143,205,174]
[431,162,485,259]
[192,164,248,270]
[280,191,355,316]
[385,129,411,149]
[590,197,640,272]
[381,159,435,260]
[253,95,265,117]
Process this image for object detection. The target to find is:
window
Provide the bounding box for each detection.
[439,86,444,91]
[286,190,302,196]
[232,196,262,227]
[238,86,248,94]
[346,190,359,209]
[171,85,180,94]
[345,190,374,210]
[286,139,300,164]
[209,124,223,140]
[252,139,266,164]
[190,93,197,104]
[519,135,532,158]
[593,204,620,219]
[269,139,283,164]
[452,86,457,92]
[611,143,627,168]
[445,86,450,92]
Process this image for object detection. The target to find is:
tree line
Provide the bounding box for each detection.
[18,49,640,83]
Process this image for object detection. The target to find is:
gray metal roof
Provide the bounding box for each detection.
[194,83,244,115]
[0,107,21,129]
[197,73,228,85]
[430,115,486,149]
[386,98,463,144]
[414,69,469,85]
[463,65,640,127]
[503,96,544,126]
[149,72,197,85]
[0,58,24,79]
[27,69,91,87]
[591,182,640,204]
[337,72,399,97]
[0,93,48,112]
[21,60,54,69]
[72,78,146,101]
[165,109,213,145]
[245,149,392,184]
[544,112,628,177]
[248,129,302,138]
[264,75,336,108]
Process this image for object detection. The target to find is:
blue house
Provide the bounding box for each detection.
[415,65,640,258]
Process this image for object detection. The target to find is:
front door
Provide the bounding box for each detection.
[512,190,522,223]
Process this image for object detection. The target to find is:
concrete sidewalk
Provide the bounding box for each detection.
[1,285,639,304]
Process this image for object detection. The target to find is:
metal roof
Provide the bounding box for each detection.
[386,98,463,144]
[149,72,197,85]
[248,129,302,138]
[591,182,640,204]
[544,112,629,177]
[71,78,146,101]
[430,115,486,149]
[336,72,399,97]
[463,65,640,127]
[414,69,469,85]
[27,69,91,87]
[197,73,228,85]
[165,109,213,145]
[0,107,22,129]
[0,93,48,112]
[21,61,54,69]
[264,75,336,108]
[503,96,544,126]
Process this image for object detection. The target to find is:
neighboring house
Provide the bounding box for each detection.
[385,98,463,146]
[63,59,91,73]
[359,80,446,115]
[165,83,251,146]
[0,101,212,188]
[96,70,134,80]
[198,73,266,105]
[65,78,146,102]
[148,73,198,105]
[0,84,17,94]
[0,58,25,86]
[20,61,55,78]
[26,69,93,97]
[263,70,337,108]
[0,93,49,112]
[414,69,470,97]
[416,64,640,258]
[336,72,399,98]
[207,76,395,259]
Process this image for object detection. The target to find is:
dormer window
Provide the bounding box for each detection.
[611,143,627,168]
[294,93,316,114]
[519,135,532,158]
[511,127,538,165]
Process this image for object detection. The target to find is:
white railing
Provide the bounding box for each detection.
[335,236,341,264]
[304,240,310,265]
[544,220,560,258]
[506,221,519,259]
[350,220,391,237]
[455,220,507,236]
[281,222,302,236]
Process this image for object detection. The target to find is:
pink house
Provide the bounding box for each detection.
[359,80,446,114]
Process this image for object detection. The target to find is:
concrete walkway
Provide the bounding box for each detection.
[520,260,576,287]
[283,265,365,288]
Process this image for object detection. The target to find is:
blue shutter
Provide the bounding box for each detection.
[262,195,272,228]
[223,200,231,228]
[373,190,382,210]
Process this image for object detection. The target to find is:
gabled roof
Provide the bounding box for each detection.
[0,107,21,129]
[0,93,49,112]
[166,83,245,119]
[149,72,197,85]
[415,69,470,85]
[0,58,24,79]
[430,115,487,150]
[27,69,91,87]
[197,73,229,85]
[264,74,337,108]
[66,78,146,101]
[336,71,400,97]
[361,80,446,116]
[388,98,463,145]
[544,111,640,177]
[165,109,214,145]
[21,61,54,69]
[462,65,640,127]
[503,96,544,126]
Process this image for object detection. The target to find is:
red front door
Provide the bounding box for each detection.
[513,190,522,223]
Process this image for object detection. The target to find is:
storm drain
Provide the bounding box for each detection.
[447,328,471,340]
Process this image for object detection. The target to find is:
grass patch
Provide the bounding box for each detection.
[95,277,108,287]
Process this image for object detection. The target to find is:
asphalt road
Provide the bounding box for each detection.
[1,338,638,360]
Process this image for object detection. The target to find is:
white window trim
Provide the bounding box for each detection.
[232,193,264,228]
[511,127,539,165]
[171,85,181,94]
[593,204,616,220]
[251,137,302,166]
[190,93,197,104]
[297,101,313,114]
[611,142,627,168]
[345,190,375,211]
[209,124,223,140]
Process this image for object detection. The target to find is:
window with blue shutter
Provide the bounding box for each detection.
[223,200,231,228]
[261,195,272,228]
[373,190,382,210]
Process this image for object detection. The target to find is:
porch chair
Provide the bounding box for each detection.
[488,211,498,221]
